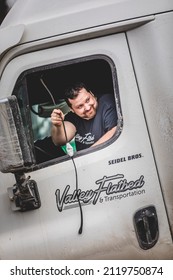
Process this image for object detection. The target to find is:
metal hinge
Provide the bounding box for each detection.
[8,174,41,212]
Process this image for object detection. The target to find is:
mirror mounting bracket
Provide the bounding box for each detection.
[8,173,41,212]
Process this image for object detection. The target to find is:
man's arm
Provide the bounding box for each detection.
[51,109,76,146]
[91,126,116,147]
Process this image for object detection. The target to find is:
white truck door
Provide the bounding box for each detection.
[0,32,172,259]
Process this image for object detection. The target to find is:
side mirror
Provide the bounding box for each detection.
[0,95,35,173]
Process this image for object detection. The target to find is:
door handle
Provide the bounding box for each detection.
[134,206,159,250]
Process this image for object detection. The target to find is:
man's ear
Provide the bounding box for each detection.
[69,104,74,113]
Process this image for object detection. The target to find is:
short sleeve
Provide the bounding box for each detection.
[99,94,118,132]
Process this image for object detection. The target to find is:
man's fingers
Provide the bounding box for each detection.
[51,109,64,126]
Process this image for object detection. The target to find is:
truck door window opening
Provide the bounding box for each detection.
[12,56,122,167]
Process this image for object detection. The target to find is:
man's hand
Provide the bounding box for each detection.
[51,109,76,146]
[51,109,64,127]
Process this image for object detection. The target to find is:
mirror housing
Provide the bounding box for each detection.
[0,96,35,173]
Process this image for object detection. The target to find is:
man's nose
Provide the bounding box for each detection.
[84,103,91,111]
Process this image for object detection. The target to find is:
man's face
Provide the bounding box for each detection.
[68,88,98,120]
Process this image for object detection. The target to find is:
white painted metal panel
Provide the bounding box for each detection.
[126,12,173,235]
[0,33,172,259]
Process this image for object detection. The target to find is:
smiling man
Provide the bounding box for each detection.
[51,82,118,151]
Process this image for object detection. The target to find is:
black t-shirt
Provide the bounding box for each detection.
[65,94,118,151]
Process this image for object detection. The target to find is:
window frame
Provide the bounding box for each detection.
[13,54,122,169]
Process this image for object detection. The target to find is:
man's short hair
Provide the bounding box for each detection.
[65,82,90,107]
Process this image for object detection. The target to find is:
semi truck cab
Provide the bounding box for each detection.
[0,0,173,259]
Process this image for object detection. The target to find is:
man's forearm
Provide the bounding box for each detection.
[92,126,116,147]
[51,124,67,146]
[51,121,77,146]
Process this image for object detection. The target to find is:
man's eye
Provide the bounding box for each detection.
[86,98,90,103]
